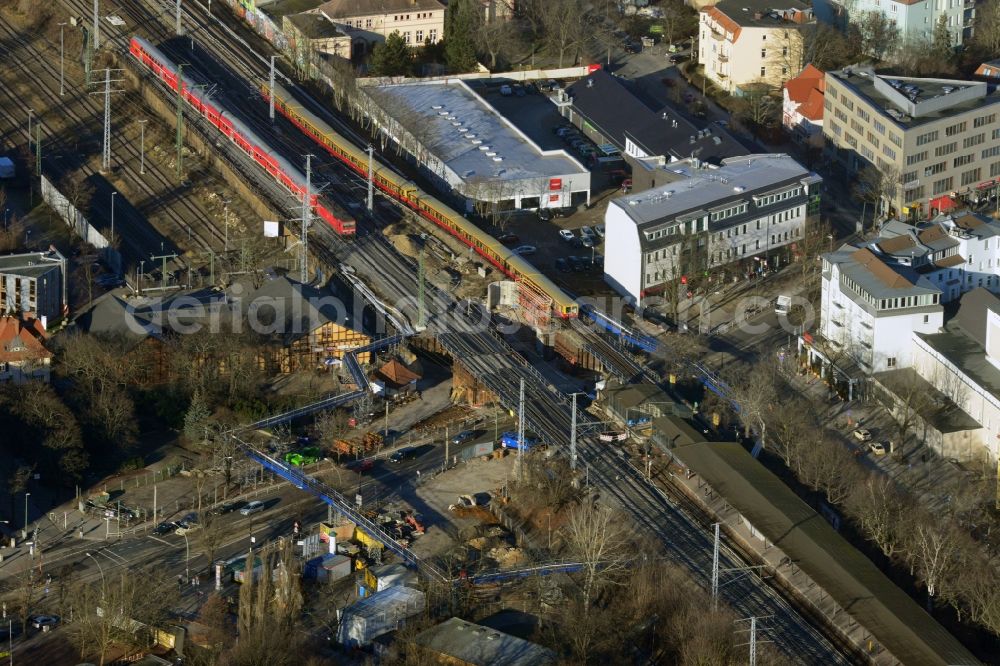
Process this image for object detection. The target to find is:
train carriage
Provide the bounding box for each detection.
[129,36,355,236]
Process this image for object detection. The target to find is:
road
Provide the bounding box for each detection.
[31,1,854,661]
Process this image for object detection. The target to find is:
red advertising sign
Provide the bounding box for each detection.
[549,178,562,191]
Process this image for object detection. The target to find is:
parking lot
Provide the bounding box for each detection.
[466,80,633,298]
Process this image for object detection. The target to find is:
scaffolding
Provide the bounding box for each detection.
[517,277,554,333]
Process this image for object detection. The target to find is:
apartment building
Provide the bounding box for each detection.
[818,244,943,374]
[603,154,822,305]
[822,67,1000,216]
[284,12,352,72]
[0,249,66,324]
[311,0,445,53]
[813,0,973,48]
[698,0,814,95]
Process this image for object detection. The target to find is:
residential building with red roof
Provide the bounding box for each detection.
[0,315,52,383]
[698,0,814,95]
[782,64,825,144]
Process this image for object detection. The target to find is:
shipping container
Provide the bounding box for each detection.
[461,441,494,461]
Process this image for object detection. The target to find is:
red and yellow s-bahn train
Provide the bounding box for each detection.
[262,82,580,319]
[129,36,356,236]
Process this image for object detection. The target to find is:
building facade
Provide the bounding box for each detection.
[0,249,66,324]
[603,154,821,305]
[284,12,352,74]
[822,68,1000,216]
[311,0,445,54]
[819,245,943,374]
[698,0,814,95]
[812,0,973,49]
[0,316,52,383]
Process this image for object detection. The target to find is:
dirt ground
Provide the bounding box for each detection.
[409,453,516,560]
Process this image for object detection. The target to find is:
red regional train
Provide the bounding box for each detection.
[129,36,355,236]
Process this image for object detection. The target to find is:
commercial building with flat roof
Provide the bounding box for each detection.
[603,153,820,304]
[822,67,1000,216]
[362,80,591,211]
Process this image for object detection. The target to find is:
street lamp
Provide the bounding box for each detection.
[182,533,190,582]
[23,493,30,534]
[110,191,117,247]
[85,552,106,590]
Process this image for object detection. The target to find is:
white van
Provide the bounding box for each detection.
[499,84,513,96]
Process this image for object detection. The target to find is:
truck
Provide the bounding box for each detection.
[775,295,792,315]
[500,431,539,450]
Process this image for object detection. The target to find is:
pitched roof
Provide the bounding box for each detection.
[412,617,556,666]
[953,213,986,230]
[316,0,444,19]
[876,234,916,254]
[702,6,741,40]
[784,64,825,121]
[851,248,914,289]
[377,358,420,386]
[0,316,52,362]
[955,287,1000,349]
[566,69,746,163]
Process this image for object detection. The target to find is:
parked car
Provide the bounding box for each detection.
[714,119,730,128]
[569,256,587,272]
[31,615,59,630]
[559,229,576,242]
[594,224,605,239]
[852,428,873,442]
[499,84,513,96]
[537,209,553,222]
[869,441,888,456]
[669,53,688,63]
[497,231,519,244]
[580,225,595,238]
[451,430,478,445]
[555,126,575,137]
[555,257,571,273]
[547,79,561,91]
[581,236,594,248]
[513,84,526,97]
[513,245,537,256]
[240,500,266,516]
[175,522,201,536]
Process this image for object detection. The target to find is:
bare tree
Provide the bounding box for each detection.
[848,11,900,60]
[974,0,1000,54]
[846,474,910,559]
[906,514,964,608]
[541,0,588,67]
[561,500,632,616]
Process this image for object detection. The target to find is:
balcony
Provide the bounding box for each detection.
[710,29,725,41]
[718,53,729,62]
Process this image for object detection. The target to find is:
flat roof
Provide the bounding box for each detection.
[675,441,981,666]
[874,367,980,433]
[918,319,1000,405]
[828,68,1000,129]
[565,70,745,163]
[611,154,815,228]
[412,617,556,666]
[712,0,812,28]
[365,81,587,184]
[259,0,325,20]
[0,251,63,279]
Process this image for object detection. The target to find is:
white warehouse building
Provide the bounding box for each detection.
[603,154,821,305]
[360,80,591,212]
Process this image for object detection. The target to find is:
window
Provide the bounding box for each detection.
[416,29,423,42]
[916,130,939,145]
[906,151,927,165]
[404,31,411,43]
[761,49,766,58]
[782,46,788,56]
[429,29,437,41]
[873,120,886,134]
[858,108,870,122]
[964,133,985,148]
[889,133,902,147]
[983,146,1000,159]
[945,121,967,136]
[954,154,974,168]
[992,161,1000,178]
[932,176,954,194]
[883,145,896,160]
[761,67,766,76]
[974,113,996,128]
[366,18,373,27]
[782,67,787,75]
[961,168,981,186]
[935,142,957,157]
[924,161,946,176]
[834,108,847,122]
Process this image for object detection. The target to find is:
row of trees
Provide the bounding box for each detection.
[721,357,1000,636]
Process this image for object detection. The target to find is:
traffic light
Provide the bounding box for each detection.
[680,275,688,285]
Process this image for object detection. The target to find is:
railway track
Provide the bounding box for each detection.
[0,12,224,270]
[43,2,857,661]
